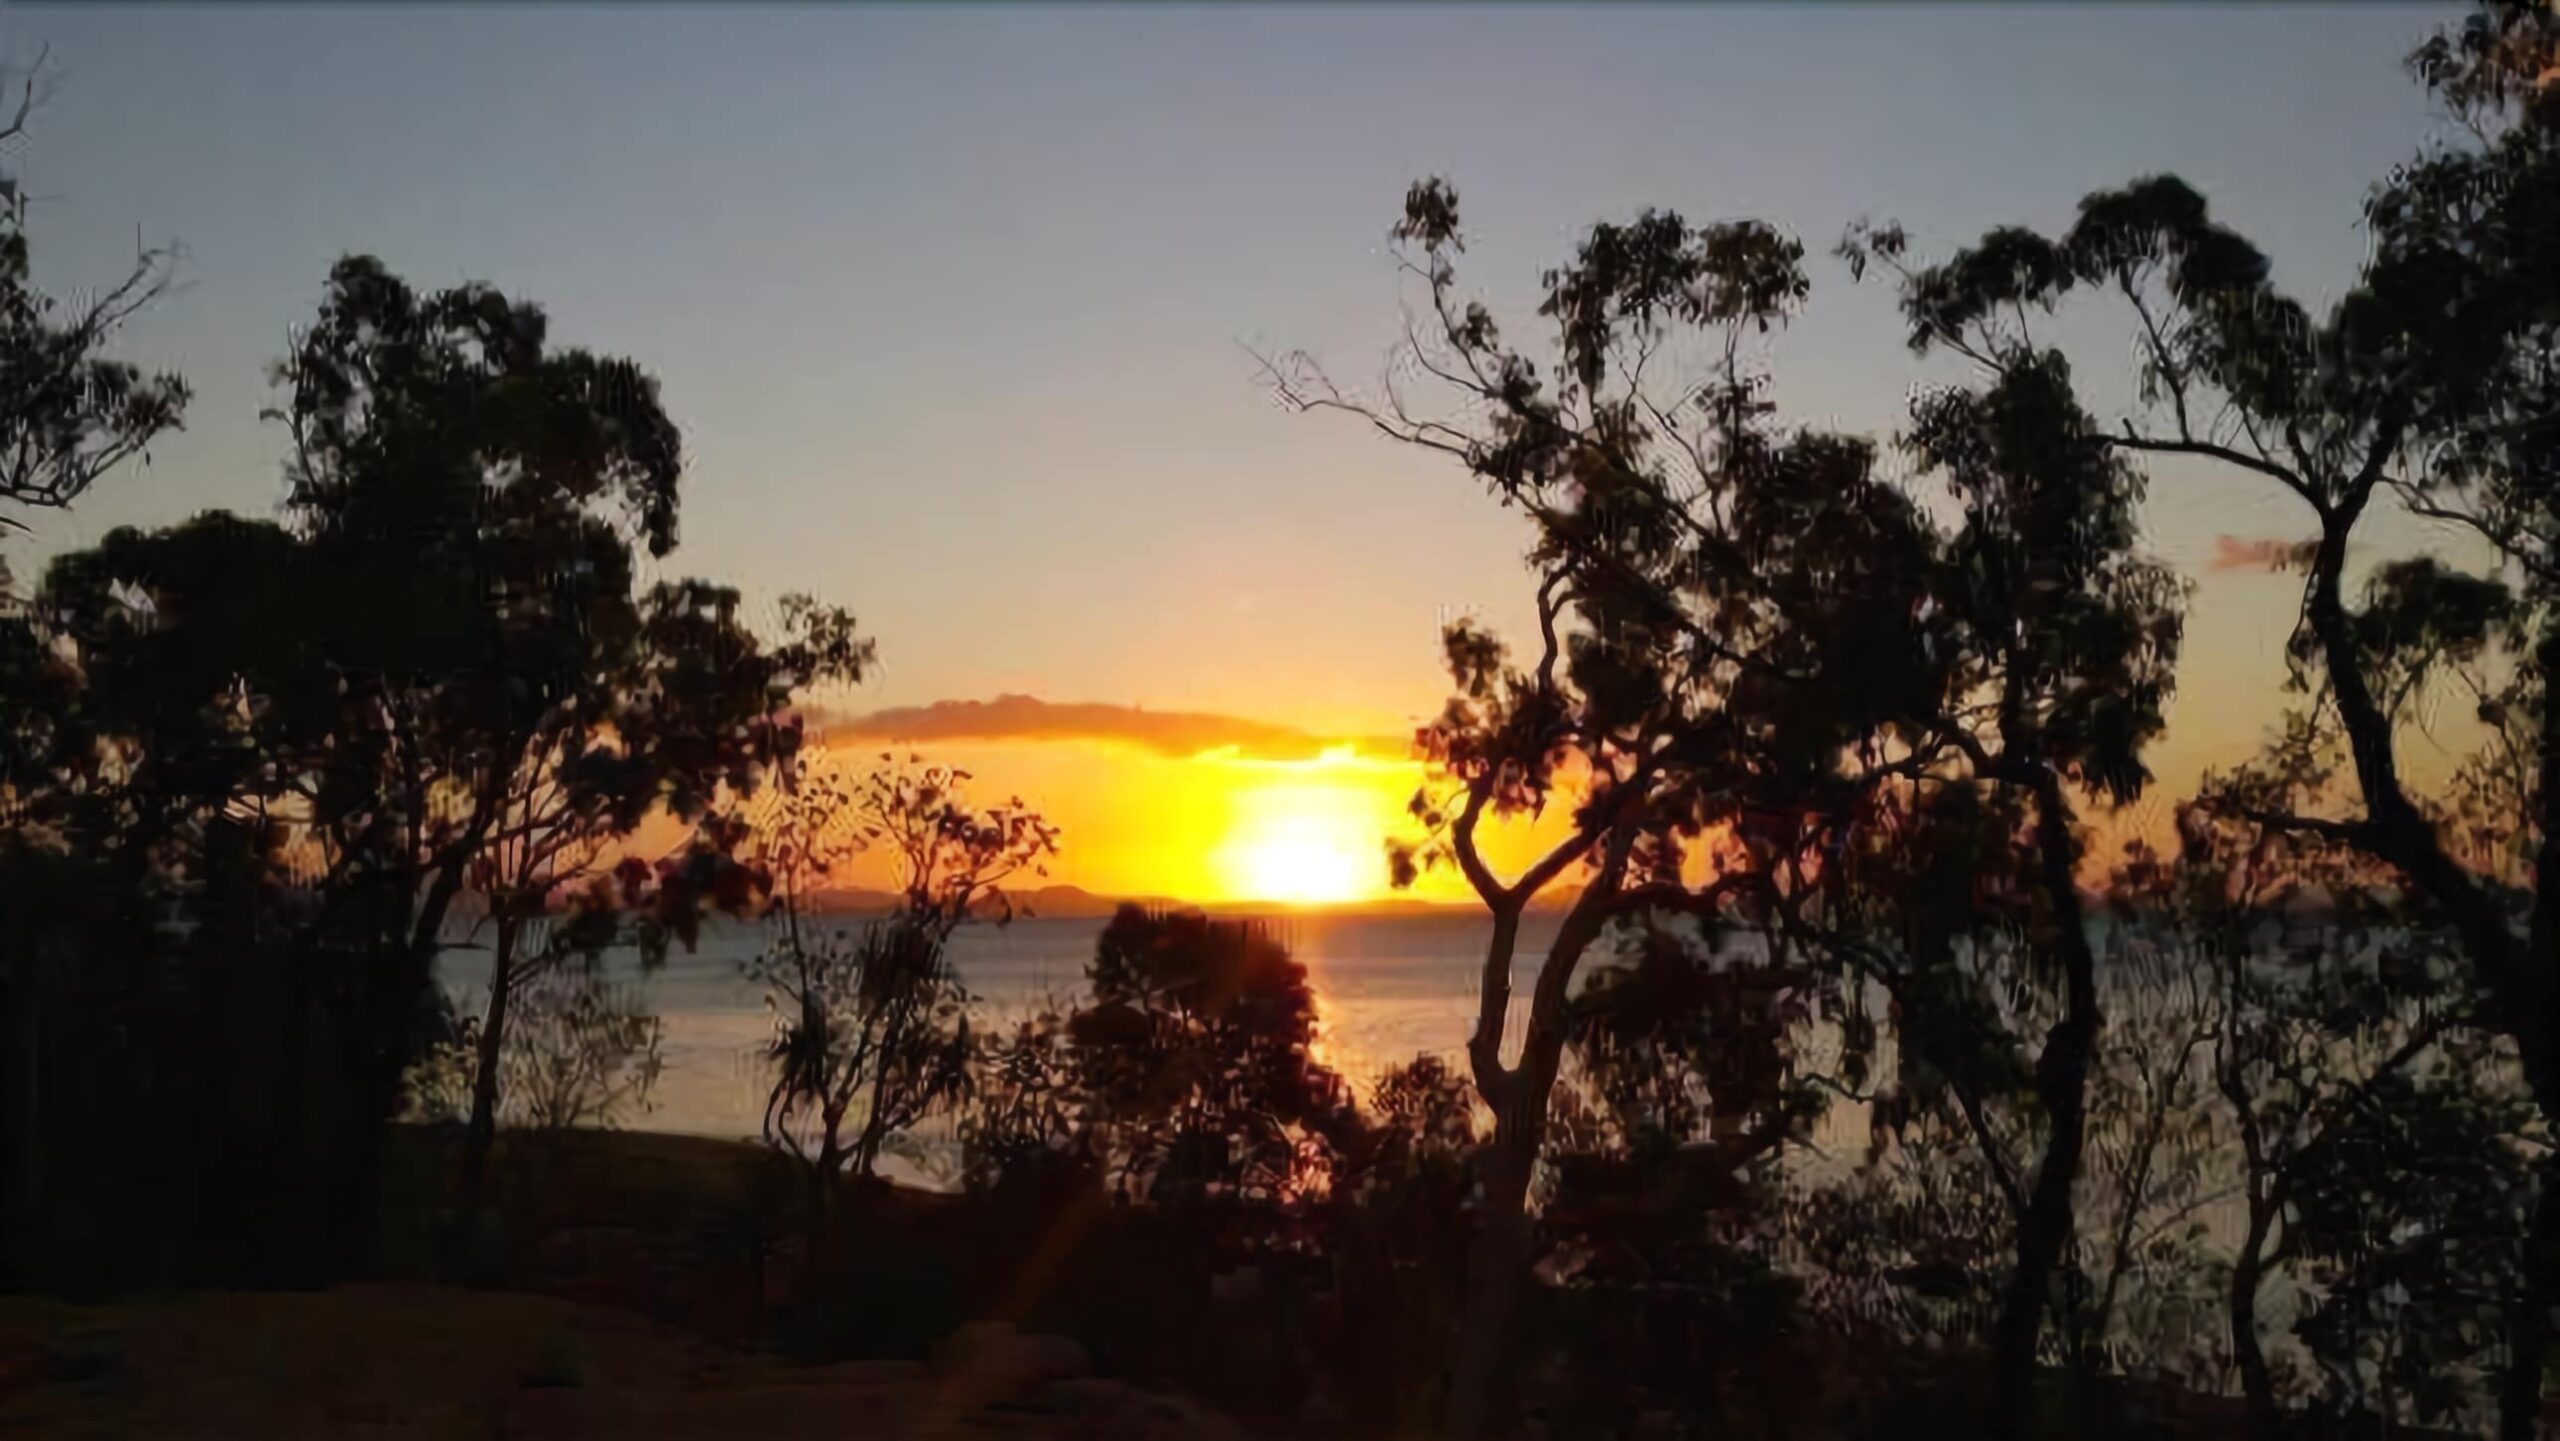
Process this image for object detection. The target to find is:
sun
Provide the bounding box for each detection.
[1230,817,1365,903]
[1212,781,1379,904]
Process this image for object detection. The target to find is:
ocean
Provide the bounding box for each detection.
[435,910,1573,1151]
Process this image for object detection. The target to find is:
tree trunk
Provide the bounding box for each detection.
[2501,1156,2560,1441]
[806,1134,841,1278]
[1445,1105,1541,1441]
[852,1004,903,1179]
[2230,1199,2279,1438]
[5,934,46,1290]
[1991,773,2101,1440]
[2294,475,2560,1440]
[2505,626,2560,1441]
[1444,829,1631,1441]
[452,914,520,1275]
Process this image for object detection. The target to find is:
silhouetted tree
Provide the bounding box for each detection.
[749,751,1056,1263]
[409,952,665,1133]
[0,47,186,531]
[1320,1054,1483,1434]
[1273,173,2180,1437]
[1070,905,1358,1207]
[448,581,868,1235]
[1835,6,2560,1427]
[1529,923,1828,1437]
[2117,786,2538,1435]
[942,909,1361,1420]
[0,46,189,1289]
[1831,254,2187,1437]
[5,256,844,1286]
[957,995,1094,1194]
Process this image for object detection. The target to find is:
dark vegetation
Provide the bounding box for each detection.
[7,6,2560,1437]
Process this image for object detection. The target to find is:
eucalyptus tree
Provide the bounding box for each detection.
[1270,174,2180,1436]
[0,47,186,533]
[749,750,1059,1245]
[17,257,858,1281]
[1834,5,2560,1429]
[449,581,868,1235]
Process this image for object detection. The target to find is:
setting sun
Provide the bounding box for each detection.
[1211,777,1383,904]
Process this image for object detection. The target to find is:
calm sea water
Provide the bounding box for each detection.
[437,911,1569,1147]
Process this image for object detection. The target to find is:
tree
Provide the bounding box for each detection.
[1320,1055,1484,1435]
[0,47,186,531]
[6,257,842,1284]
[0,45,189,1289]
[1070,905,1358,1208]
[2054,920,2226,1401]
[1268,184,1917,1437]
[956,995,1094,1195]
[1364,1053,1482,1172]
[749,750,1057,1257]
[408,953,665,1134]
[2124,785,2540,1434]
[1530,923,1829,1438]
[449,580,870,1233]
[1270,176,2181,1437]
[257,259,860,1254]
[1835,6,2560,1428]
[1839,263,2188,1440]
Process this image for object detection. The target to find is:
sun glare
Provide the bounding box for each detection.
[1213,780,1380,904]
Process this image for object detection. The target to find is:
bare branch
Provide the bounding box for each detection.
[2106,427,2323,514]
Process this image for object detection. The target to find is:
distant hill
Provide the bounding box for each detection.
[453,877,1594,930]
[803,883,1184,920]
[799,882,1553,921]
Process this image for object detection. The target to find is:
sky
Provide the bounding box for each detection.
[0,3,2484,903]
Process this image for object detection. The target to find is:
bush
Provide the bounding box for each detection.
[405,964,665,1133]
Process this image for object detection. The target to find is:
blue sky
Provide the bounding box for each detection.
[5,3,2455,779]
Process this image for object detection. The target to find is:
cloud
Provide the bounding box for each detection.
[2207,534,2321,575]
[816,693,1413,763]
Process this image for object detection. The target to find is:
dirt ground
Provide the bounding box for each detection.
[0,1282,1241,1439]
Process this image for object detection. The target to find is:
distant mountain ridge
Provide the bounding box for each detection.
[801,882,1589,919]
[803,883,1177,919]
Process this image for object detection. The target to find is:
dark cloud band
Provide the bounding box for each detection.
[816,693,1411,763]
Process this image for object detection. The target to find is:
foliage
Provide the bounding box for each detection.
[1362,1052,1481,1174]
[1,255,843,1287]
[747,751,1057,1187]
[0,50,187,528]
[956,1000,1095,1195]
[2286,1056,2538,1432]
[1830,9,2560,1426]
[1561,921,1824,1164]
[1069,906,1358,1207]
[1519,922,1838,1439]
[2128,793,2546,1431]
[408,959,665,1133]
[755,914,976,1181]
[848,755,1063,929]
[1277,145,2183,1432]
[2055,929,2228,1388]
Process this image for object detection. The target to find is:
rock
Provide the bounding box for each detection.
[929,1321,1091,1399]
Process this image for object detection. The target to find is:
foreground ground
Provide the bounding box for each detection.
[0,1282,1240,1439]
[2,1129,2494,1439]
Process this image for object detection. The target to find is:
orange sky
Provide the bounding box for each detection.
[0,6,2493,912]
[804,728,1578,907]
[791,541,2503,911]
